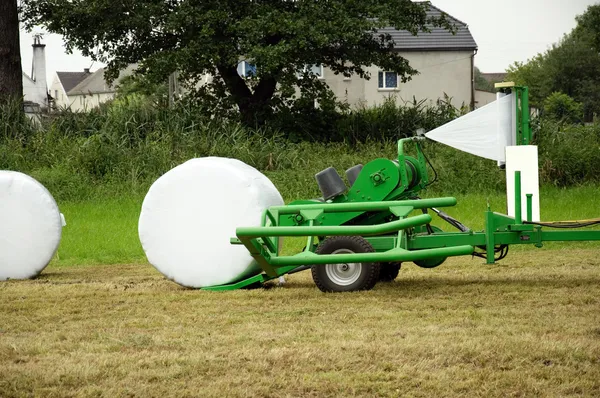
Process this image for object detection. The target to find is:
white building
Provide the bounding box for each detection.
[49,66,135,112]
[49,69,93,110]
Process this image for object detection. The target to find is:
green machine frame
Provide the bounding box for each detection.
[204,84,600,291]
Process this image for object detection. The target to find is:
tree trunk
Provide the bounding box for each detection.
[216,63,279,128]
[0,0,23,105]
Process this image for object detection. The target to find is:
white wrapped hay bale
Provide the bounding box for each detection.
[0,171,63,280]
[138,157,284,288]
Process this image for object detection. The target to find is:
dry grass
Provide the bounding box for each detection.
[1,250,600,397]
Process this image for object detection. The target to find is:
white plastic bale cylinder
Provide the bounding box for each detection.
[138,157,284,288]
[0,171,63,280]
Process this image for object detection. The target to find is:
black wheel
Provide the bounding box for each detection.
[311,236,380,293]
[379,262,401,282]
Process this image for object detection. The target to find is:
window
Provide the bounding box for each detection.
[237,61,256,77]
[299,64,323,78]
[378,71,398,89]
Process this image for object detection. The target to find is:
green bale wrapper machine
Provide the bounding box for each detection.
[207,83,600,292]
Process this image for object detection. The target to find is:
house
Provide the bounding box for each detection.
[321,4,478,109]
[233,4,478,109]
[49,69,92,109]
[50,65,135,111]
[22,35,49,111]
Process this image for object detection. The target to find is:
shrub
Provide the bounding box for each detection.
[543,92,584,124]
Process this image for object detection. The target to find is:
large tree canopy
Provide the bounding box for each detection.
[506,4,600,121]
[22,0,448,124]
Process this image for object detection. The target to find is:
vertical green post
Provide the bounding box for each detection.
[514,171,522,224]
[526,194,533,222]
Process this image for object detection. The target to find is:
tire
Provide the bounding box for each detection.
[379,262,401,282]
[311,236,380,292]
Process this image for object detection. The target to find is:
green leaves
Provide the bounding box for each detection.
[22,0,447,125]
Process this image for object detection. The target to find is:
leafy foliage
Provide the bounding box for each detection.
[2,97,600,202]
[543,92,583,125]
[22,0,450,126]
[473,67,495,92]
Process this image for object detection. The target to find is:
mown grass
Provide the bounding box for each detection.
[53,185,600,267]
[1,250,599,397]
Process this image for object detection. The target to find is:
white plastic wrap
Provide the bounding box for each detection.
[425,94,514,162]
[506,146,540,222]
[0,171,63,280]
[138,157,284,288]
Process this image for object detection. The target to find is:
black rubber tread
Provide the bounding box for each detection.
[378,262,401,282]
[311,236,380,293]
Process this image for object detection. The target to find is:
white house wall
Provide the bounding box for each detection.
[22,74,48,108]
[68,92,116,112]
[49,75,70,109]
[324,51,474,109]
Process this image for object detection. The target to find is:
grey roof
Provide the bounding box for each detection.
[68,65,136,95]
[57,71,92,93]
[378,3,477,51]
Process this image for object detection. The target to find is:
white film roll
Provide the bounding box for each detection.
[138,157,284,288]
[0,171,63,280]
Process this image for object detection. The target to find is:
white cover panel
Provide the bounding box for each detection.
[0,171,62,280]
[506,146,540,222]
[138,157,284,288]
[425,94,514,162]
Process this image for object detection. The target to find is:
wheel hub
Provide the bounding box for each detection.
[325,249,362,286]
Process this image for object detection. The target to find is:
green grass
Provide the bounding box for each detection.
[53,185,600,267]
[56,196,146,266]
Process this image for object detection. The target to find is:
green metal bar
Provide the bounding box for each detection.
[269,245,474,266]
[526,194,533,222]
[514,171,522,224]
[237,214,432,238]
[409,232,487,249]
[268,198,457,215]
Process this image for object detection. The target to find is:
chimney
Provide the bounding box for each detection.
[31,35,48,107]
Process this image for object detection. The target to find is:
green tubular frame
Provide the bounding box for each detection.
[231,197,474,279]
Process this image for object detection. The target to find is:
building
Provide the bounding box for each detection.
[49,66,135,111]
[322,4,477,109]
[49,69,92,109]
[22,35,49,111]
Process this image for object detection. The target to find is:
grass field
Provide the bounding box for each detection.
[1,186,599,397]
[1,250,599,397]
[53,185,600,266]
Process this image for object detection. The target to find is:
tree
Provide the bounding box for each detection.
[543,92,583,124]
[473,67,494,92]
[574,4,600,52]
[22,0,449,126]
[0,0,23,105]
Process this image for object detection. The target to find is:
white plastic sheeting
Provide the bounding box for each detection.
[138,157,284,288]
[506,146,540,222]
[425,94,514,162]
[0,171,63,280]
